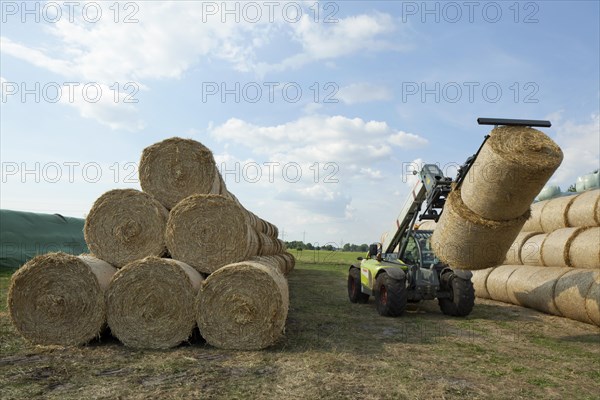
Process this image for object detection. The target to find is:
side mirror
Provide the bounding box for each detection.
[356,257,363,261]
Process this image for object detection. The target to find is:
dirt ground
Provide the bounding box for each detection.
[1,263,599,399]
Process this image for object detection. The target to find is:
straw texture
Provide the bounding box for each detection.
[8,253,116,345]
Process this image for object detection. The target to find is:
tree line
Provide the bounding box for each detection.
[284,241,369,252]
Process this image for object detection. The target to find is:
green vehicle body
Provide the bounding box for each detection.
[348,230,475,316]
[351,230,451,301]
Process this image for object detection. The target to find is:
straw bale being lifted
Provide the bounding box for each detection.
[432,189,529,270]
[84,189,168,268]
[166,194,259,274]
[554,269,598,324]
[460,126,563,221]
[522,200,548,232]
[416,220,437,230]
[139,137,221,209]
[196,261,288,350]
[106,257,203,349]
[567,189,600,227]
[8,253,116,345]
[540,195,577,233]
[504,231,541,265]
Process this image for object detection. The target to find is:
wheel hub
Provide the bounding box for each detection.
[380,285,388,305]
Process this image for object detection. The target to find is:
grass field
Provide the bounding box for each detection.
[1,256,599,399]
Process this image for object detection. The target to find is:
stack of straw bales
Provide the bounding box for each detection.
[8,137,294,350]
[432,126,563,270]
[472,189,600,326]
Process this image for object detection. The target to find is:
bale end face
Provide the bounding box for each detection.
[106,257,202,349]
[8,252,116,346]
[196,261,288,350]
[139,137,220,209]
[461,126,563,221]
[166,194,257,274]
[84,189,168,268]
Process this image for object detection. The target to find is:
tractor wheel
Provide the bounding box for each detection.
[438,272,475,317]
[348,268,369,304]
[374,272,407,317]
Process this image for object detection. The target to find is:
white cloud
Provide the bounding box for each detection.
[1,4,402,83]
[251,11,405,74]
[359,167,384,180]
[2,3,405,129]
[337,83,393,104]
[277,184,351,217]
[209,115,428,167]
[551,113,600,188]
[57,83,144,131]
[209,114,428,220]
[388,130,429,148]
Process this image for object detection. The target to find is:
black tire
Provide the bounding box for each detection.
[374,272,407,317]
[438,273,475,317]
[348,267,369,304]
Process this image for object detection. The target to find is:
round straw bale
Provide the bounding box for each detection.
[281,252,296,273]
[431,189,529,270]
[554,269,598,324]
[257,232,279,256]
[486,265,521,303]
[522,200,549,232]
[139,137,219,209]
[166,194,258,274]
[461,126,563,221]
[8,253,116,346]
[196,261,289,350]
[277,239,287,253]
[520,234,547,266]
[569,227,600,269]
[585,275,600,326]
[567,189,600,227]
[213,169,231,197]
[107,257,202,349]
[267,221,279,238]
[251,255,287,275]
[540,195,577,233]
[244,210,260,232]
[417,220,437,231]
[84,189,168,268]
[510,266,569,315]
[540,227,584,268]
[471,267,494,299]
[505,231,541,265]
[506,265,543,306]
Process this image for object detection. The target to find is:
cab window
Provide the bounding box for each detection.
[403,236,419,265]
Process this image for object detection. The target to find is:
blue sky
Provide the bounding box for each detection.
[1,1,599,246]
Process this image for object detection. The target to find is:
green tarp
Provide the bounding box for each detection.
[0,209,88,269]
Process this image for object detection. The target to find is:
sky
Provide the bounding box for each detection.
[1,0,599,247]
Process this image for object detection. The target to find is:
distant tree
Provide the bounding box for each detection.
[316,246,321,251]
[343,243,351,251]
[359,244,369,252]
[306,242,314,250]
[567,184,577,192]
